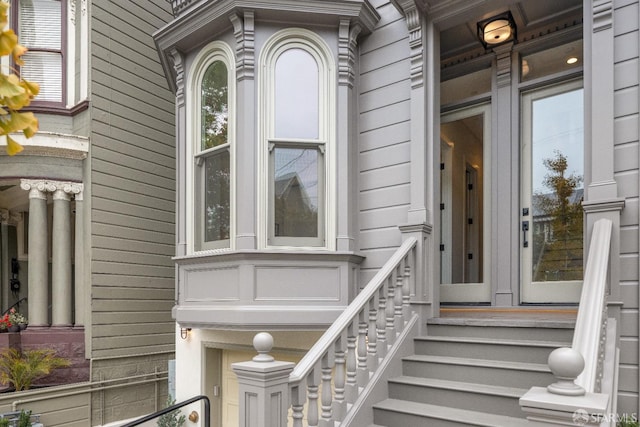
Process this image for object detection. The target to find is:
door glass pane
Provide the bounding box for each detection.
[531,89,584,282]
[273,147,319,238]
[204,150,230,243]
[274,49,319,139]
[440,114,484,284]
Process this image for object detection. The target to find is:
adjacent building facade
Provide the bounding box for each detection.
[0,0,176,424]
[156,0,639,424]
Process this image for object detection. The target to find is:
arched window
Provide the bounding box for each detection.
[190,42,235,251]
[260,30,335,249]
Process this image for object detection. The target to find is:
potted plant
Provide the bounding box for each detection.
[17,410,31,427]
[7,309,26,331]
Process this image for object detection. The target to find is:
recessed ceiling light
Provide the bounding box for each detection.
[567,57,578,65]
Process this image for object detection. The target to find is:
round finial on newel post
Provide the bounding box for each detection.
[253,332,275,362]
[547,347,586,396]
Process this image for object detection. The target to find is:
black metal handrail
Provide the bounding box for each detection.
[1,297,27,317]
[121,395,210,427]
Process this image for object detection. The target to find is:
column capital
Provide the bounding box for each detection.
[20,179,83,200]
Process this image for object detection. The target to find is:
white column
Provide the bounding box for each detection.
[0,210,10,312]
[74,188,84,326]
[20,180,53,327]
[52,189,72,326]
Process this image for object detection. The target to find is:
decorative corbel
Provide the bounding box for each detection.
[230,11,255,81]
[338,19,361,88]
[392,0,427,89]
[169,48,185,107]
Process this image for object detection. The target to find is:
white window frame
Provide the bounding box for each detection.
[187,41,236,253]
[258,29,336,250]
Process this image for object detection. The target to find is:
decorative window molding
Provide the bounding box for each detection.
[187,41,236,253]
[258,29,336,250]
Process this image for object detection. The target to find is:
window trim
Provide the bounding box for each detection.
[258,28,336,250]
[13,0,67,109]
[187,41,236,253]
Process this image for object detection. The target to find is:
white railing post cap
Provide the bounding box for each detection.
[253,332,275,362]
[547,347,586,396]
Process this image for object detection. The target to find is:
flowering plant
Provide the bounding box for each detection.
[0,313,11,331]
[8,308,26,325]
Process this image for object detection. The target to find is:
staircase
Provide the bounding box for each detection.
[371,317,574,427]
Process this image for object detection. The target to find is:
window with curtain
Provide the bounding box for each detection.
[17,0,64,105]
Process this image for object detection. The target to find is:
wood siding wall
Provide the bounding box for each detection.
[89,0,175,359]
[614,0,640,413]
[358,0,411,285]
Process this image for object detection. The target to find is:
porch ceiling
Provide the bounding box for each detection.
[439,0,583,61]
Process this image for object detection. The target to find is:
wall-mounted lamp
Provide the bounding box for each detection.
[180,327,192,340]
[477,11,517,49]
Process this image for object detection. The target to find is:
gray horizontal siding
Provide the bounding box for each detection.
[613,0,640,413]
[358,1,411,285]
[90,0,175,359]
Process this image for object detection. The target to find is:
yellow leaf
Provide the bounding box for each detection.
[12,44,27,66]
[11,111,36,131]
[6,135,23,156]
[0,74,25,99]
[20,79,39,97]
[0,30,17,57]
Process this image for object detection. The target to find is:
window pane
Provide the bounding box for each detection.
[441,68,491,106]
[20,51,62,102]
[201,61,228,150]
[274,49,319,139]
[521,40,582,82]
[274,147,319,238]
[19,0,62,49]
[204,150,230,243]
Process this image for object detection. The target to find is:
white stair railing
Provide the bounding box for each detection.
[287,237,417,427]
[522,218,615,425]
[572,217,612,393]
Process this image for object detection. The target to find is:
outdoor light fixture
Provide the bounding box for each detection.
[477,11,516,49]
[180,327,192,340]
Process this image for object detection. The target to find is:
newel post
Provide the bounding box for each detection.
[232,333,295,427]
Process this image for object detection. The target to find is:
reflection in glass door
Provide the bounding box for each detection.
[521,81,584,303]
[440,105,491,303]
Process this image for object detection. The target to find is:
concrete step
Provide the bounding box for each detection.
[373,399,535,427]
[401,354,554,388]
[426,317,574,342]
[388,376,527,417]
[414,335,568,364]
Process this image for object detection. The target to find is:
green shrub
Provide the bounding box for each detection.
[0,348,70,391]
[17,410,31,427]
[618,415,640,427]
[157,397,186,427]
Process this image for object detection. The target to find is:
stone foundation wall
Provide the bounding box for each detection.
[90,353,172,425]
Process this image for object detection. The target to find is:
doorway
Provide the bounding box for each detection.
[440,104,491,303]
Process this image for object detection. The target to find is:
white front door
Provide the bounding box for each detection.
[520,80,584,303]
[440,104,492,303]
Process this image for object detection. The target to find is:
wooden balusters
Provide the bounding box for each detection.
[333,336,346,420]
[320,353,333,425]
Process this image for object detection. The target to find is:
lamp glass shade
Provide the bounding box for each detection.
[483,19,512,45]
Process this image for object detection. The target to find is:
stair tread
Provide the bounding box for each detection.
[374,399,533,426]
[417,335,570,347]
[427,317,574,328]
[404,354,551,372]
[389,376,528,398]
